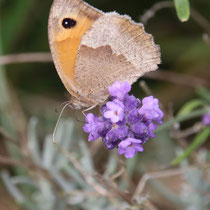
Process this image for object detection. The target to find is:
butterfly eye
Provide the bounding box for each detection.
[62,18,76,29]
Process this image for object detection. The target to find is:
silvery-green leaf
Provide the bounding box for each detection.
[28,117,42,165]
[42,134,56,169]
[0,170,25,204]
[50,169,74,192]
[103,152,117,178]
[63,166,88,187]
[79,140,94,173]
[34,177,56,210]
[11,176,37,187]
[54,119,75,169]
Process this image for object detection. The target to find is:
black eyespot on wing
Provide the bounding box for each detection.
[62,18,77,29]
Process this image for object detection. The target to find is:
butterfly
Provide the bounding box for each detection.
[48,0,160,110]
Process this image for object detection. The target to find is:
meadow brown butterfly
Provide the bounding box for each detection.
[48,0,160,110]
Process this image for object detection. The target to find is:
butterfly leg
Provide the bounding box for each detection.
[82,104,97,116]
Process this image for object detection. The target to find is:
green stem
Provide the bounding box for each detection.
[171,127,210,165]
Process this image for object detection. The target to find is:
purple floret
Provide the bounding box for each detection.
[103,99,125,123]
[139,96,164,124]
[108,81,131,101]
[83,114,111,141]
[124,94,141,110]
[118,138,143,159]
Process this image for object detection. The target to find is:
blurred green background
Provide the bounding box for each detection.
[0,0,210,210]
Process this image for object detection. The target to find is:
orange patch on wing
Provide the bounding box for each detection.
[55,17,95,88]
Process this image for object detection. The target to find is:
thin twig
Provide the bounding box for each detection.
[140,1,210,34]
[111,167,125,180]
[145,70,209,88]
[62,190,100,198]
[0,155,27,167]
[0,53,52,65]
[0,52,209,88]
[156,109,206,132]
[144,201,160,210]
[139,81,153,95]
[132,164,209,199]
[95,173,134,205]
[140,1,174,24]
[0,127,19,145]
[203,33,210,48]
[173,122,204,139]
[190,8,210,34]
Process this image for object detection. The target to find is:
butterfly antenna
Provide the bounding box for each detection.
[52,102,70,144]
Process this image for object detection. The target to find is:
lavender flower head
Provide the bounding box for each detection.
[202,113,210,126]
[83,81,164,159]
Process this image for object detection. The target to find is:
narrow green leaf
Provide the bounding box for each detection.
[174,0,190,22]
[177,99,205,117]
[196,87,210,103]
[172,127,210,165]
[1,171,25,204]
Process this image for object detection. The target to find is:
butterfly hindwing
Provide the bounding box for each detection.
[75,12,160,104]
